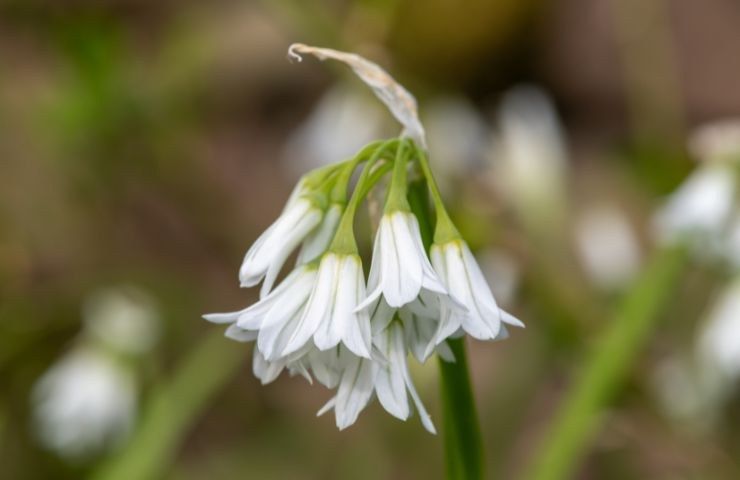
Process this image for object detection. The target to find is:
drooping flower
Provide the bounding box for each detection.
[204,44,524,434]
[32,348,136,460]
[239,196,324,297]
[360,211,446,309]
[430,239,524,344]
[372,323,436,433]
[653,163,736,245]
[282,253,372,358]
[32,287,159,460]
[204,264,317,360]
[296,202,343,265]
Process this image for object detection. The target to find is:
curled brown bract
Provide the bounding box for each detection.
[288,43,427,149]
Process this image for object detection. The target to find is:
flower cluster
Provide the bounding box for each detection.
[204,138,523,432]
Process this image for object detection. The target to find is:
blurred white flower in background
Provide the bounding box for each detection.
[652,279,740,433]
[689,119,740,163]
[83,288,160,355]
[478,249,520,306]
[574,203,642,290]
[32,348,136,460]
[697,279,740,383]
[489,86,569,232]
[31,287,159,461]
[424,97,489,189]
[653,163,735,247]
[654,119,740,255]
[283,85,384,174]
[650,120,740,433]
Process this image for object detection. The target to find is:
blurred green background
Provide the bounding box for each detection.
[2,0,740,478]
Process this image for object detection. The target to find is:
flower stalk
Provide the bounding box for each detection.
[525,245,688,480]
[407,177,485,480]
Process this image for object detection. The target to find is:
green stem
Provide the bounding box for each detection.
[525,246,688,480]
[330,139,399,254]
[412,143,459,244]
[91,330,246,480]
[408,178,485,480]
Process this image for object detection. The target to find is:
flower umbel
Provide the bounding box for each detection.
[203,45,523,433]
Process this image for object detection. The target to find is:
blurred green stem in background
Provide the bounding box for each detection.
[92,330,246,480]
[525,245,688,480]
[408,178,484,480]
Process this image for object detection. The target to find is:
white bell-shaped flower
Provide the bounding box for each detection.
[359,211,446,309]
[239,196,323,297]
[281,253,372,358]
[32,349,136,460]
[653,163,735,244]
[204,265,317,361]
[430,240,524,343]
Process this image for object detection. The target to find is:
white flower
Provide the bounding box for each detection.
[698,279,740,381]
[397,293,455,363]
[317,324,436,433]
[574,204,641,289]
[359,211,446,309]
[239,196,323,297]
[653,163,735,243]
[373,323,436,433]
[296,203,343,265]
[282,253,372,358]
[317,350,376,430]
[83,288,160,356]
[204,265,317,361]
[491,86,568,227]
[32,348,135,460]
[430,240,524,343]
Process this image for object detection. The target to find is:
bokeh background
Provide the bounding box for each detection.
[3,0,740,478]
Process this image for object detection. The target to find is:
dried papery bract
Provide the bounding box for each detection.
[288,43,427,149]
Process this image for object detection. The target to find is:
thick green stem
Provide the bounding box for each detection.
[408,178,485,480]
[525,246,688,480]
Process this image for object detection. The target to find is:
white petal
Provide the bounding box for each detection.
[309,349,341,389]
[282,255,337,356]
[444,243,495,340]
[500,309,525,328]
[365,227,383,292]
[384,213,423,306]
[334,356,376,430]
[296,204,342,265]
[239,222,279,287]
[435,341,455,362]
[370,299,395,335]
[409,217,447,295]
[252,349,285,385]
[257,314,300,361]
[316,397,336,417]
[233,267,309,330]
[314,257,348,351]
[460,242,502,338]
[224,325,258,342]
[259,273,313,330]
[202,309,248,324]
[400,308,436,362]
[402,363,436,434]
[374,325,410,420]
[260,208,322,298]
[340,260,372,357]
[239,199,320,291]
[288,361,313,384]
